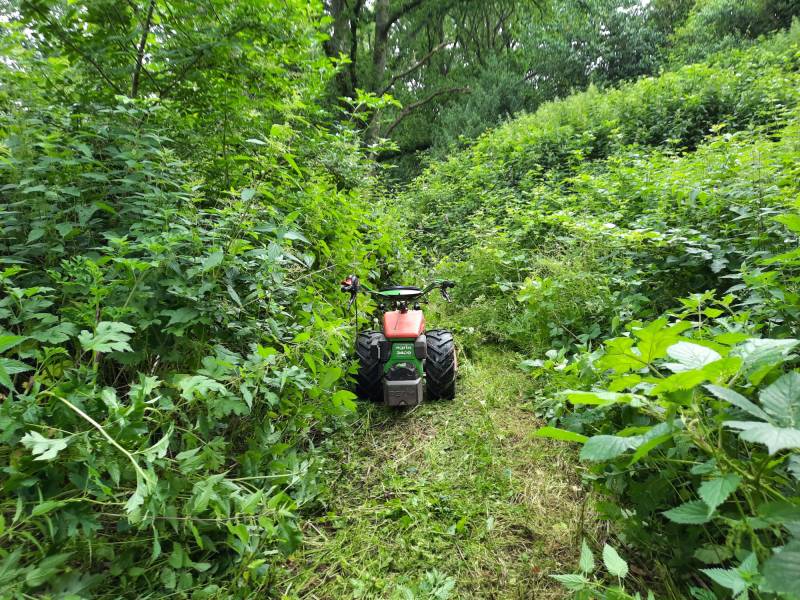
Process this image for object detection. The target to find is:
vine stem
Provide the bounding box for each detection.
[43,391,150,484]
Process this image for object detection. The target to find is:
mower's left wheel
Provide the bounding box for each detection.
[425,329,457,400]
[355,331,384,402]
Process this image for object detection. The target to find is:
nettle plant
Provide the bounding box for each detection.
[537,292,800,598]
[553,540,656,600]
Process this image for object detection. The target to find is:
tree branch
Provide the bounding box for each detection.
[29,5,124,96]
[383,86,470,136]
[385,0,426,32]
[380,40,450,94]
[131,0,156,98]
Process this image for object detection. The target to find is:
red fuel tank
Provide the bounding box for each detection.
[383,310,425,339]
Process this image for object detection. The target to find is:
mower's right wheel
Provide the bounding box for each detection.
[355,331,384,402]
[426,329,457,400]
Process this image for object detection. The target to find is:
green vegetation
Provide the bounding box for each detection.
[2,0,800,598]
[404,19,800,600]
[275,349,585,599]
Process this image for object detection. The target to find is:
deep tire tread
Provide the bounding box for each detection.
[425,329,457,400]
[355,331,384,402]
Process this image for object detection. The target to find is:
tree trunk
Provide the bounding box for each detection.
[131,0,155,98]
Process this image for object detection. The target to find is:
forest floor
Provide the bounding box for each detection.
[277,348,589,599]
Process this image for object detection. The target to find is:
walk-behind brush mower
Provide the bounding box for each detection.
[340,275,457,407]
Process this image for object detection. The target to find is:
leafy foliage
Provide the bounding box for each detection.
[0,2,409,597]
[406,17,800,600]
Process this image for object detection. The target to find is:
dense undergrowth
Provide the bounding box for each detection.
[0,3,408,598]
[405,23,800,599]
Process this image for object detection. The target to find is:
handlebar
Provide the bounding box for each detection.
[339,275,455,305]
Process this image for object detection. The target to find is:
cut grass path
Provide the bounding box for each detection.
[278,348,587,599]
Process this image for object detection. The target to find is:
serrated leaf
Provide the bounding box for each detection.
[331,389,357,412]
[666,342,721,371]
[760,371,800,427]
[177,375,227,401]
[698,473,740,512]
[663,500,712,524]
[580,435,639,461]
[200,251,224,272]
[20,431,69,461]
[602,544,628,578]
[24,553,73,587]
[534,426,588,443]
[579,540,595,574]
[550,573,590,591]
[78,321,134,353]
[725,421,800,455]
[701,568,747,595]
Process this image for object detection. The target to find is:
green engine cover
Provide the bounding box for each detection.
[384,340,423,375]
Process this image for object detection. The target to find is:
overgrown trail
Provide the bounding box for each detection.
[279,349,586,599]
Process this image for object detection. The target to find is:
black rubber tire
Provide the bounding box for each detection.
[355,331,384,402]
[425,329,457,400]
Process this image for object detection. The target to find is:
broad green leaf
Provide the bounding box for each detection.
[698,473,740,512]
[0,335,26,353]
[0,358,33,376]
[705,384,770,421]
[20,431,69,461]
[725,421,800,455]
[564,390,635,406]
[760,371,800,427]
[78,321,134,353]
[0,362,12,391]
[142,425,173,462]
[665,342,721,371]
[628,432,674,465]
[550,573,589,591]
[731,338,799,384]
[162,308,200,326]
[31,499,68,517]
[762,540,800,594]
[757,500,800,526]
[24,553,73,588]
[602,544,628,578]
[652,369,709,394]
[177,375,227,401]
[534,426,589,444]
[201,251,224,272]
[578,540,595,574]
[663,500,712,524]
[693,544,733,564]
[701,567,747,596]
[633,318,692,364]
[331,389,357,412]
[774,213,800,233]
[596,337,643,374]
[580,435,638,461]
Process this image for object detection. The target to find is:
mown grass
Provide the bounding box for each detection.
[276,348,589,599]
